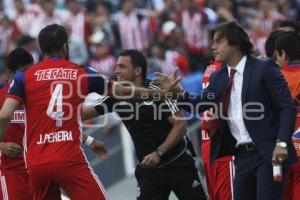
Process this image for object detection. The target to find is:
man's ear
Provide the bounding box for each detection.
[63,43,69,58]
[282,50,288,61]
[7,69,15,81]
[280,50,288,60]
[135,66,142,76]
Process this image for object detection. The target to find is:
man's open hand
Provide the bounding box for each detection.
[151,68,182,94]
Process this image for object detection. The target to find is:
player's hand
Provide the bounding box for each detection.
[89,139,108,160]
[0,142,22,158]
[272,145,288,165]
[140,152,160,168]
[152,68,182,94]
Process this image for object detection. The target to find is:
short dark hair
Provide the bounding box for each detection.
[279,20,300,33]
[275,32,300,61]
[212,21,253,56]
[118,49,147,81]
[17,35,35,47]
[7,48,33,72]
[265,30,286,58]
[38,24,68,55]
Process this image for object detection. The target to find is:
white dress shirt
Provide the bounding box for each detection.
[227,56,253,146]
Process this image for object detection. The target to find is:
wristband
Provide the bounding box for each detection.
[85,136,94,146]
[155,148,164,158]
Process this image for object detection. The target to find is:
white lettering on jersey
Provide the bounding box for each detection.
[37,131,73,145]
[10,110,25,123]
[34,68,78,81]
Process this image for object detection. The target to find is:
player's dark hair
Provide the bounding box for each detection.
[279,20,300,33]
[275,31,300,61]
[17,35,35,47]
[38,24,68,55]
[211,21,253,56]
[118,49,147,81]
[265,30,286,58]
[7,47,33,72]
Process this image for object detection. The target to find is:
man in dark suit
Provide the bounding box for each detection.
[154,21,297,200]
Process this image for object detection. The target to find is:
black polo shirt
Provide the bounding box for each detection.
[94,81,187,168]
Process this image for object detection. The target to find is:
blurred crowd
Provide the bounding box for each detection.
[0,0,300,81]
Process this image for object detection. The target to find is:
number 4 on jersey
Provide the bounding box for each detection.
[47,84,64,127]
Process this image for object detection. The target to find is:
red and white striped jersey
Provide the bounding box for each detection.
[13,9,38,36]
[30,9,71,37]
[68,12,88,42]
[0,83,26,175]
[201,61,222,163]
[180,9,208,53]
[116,10,149,50]
[90,55,116,79]
[0,26,13,55]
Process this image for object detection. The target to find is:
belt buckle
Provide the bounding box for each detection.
[245,143,254,151]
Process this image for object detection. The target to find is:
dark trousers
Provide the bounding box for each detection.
[135,153,206,200]
[234,149,284,200]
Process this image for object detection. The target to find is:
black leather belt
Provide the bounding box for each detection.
[237,142,255,152]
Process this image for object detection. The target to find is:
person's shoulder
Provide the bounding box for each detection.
[246,57,280,77]
[209,64,227,80]
[14,69,26,79]
[84,66,98,74]
[249,57,279,68]
[84,66,107,80]
[0,82,7,90]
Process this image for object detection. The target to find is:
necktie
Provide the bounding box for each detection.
[222,69,236,117]
[205,69,236,137]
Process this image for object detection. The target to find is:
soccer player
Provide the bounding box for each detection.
[0,48,33,200]
[0,47,109,200]
[274,32,300,200]
[0,24,175,200]
[82,49,207,200]
[201,60,234,200]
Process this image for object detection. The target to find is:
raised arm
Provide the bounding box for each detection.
[151,69,216,114]
[110,75,181,101]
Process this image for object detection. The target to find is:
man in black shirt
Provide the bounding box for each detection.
[82,49,206,200]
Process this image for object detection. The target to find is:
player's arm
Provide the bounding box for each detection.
[157,111,186,153]
[81,96,113,159]
[110,81,181,100]
[140,110,186,168]
[81,95,115,121]
[88,68,180,101]
[0,98,21,141]
[152,68,216,113]
[109,69,181,100]
[81,106,100,121]
[82,133,108,160]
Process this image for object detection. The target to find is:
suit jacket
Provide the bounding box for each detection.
[179,57,297,165]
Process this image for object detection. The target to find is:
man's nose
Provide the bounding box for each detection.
[211,42,216,50]
[114,67,120,74]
